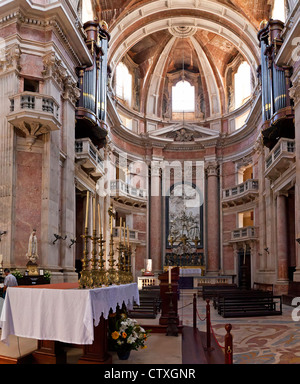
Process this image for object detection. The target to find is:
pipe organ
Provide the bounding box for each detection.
[258,20,294,149]
[76,21,110,146]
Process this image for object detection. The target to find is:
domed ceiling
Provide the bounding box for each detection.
[95,0,271,119]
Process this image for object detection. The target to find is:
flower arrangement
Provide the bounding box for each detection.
[43,270,51,282]
[11,269,23,279]
[108,313,151,353]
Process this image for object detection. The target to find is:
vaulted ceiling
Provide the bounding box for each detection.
[95,0,271,118]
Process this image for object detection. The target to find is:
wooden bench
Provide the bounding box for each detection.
[202,284,238,300]
[128,286,161,319]
[217,295,282,318]
[213,289,273,310]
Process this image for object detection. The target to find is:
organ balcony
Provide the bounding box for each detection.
[7,92,61,139]
[110,180,147,208]
[264,138,295,181]
[229,226,258,243]
[222,179,259,208]
[75,138,105,181]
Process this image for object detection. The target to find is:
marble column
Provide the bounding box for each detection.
[205,161,220,275]
[276,193,289,284]
[149,161,162,272]
[290,71,300,281]
[58,84,80,282]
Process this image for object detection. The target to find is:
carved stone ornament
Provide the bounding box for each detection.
[0,43,21,74]
[204,161,219,177]
[42,52,80,105]
[17,121,50,149]
[289,72,300,105]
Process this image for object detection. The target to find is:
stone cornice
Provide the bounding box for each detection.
[0,4,91,67]
[107,85,263,158]
[290,70,300,106]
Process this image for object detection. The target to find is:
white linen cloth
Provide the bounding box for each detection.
[179,268,203,276]
[0,283,139,346]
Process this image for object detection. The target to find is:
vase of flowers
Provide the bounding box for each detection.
[108,313,151,360]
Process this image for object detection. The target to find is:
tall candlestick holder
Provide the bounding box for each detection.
[117,242,125,284]
[97,233,108,286]
[90,229,102,288]
[122,245,130,284]
[127,245,133,283]
[79,227,92,289]
[106,233,119,285]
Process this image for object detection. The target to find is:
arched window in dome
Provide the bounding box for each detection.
[272,0,287,22]
[116,62,132,107]
[234,61,251,109]
[172,80,195,113]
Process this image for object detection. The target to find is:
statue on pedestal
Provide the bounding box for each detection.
[26,229,39,276]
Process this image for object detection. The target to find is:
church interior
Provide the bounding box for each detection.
[0,0,300,366]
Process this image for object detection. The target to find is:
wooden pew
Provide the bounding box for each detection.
[128,286,161,319]
[202,284,238,300]
[217,294,282,318]
[213,289,273,310]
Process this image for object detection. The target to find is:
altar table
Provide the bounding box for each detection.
[0,282,139,364]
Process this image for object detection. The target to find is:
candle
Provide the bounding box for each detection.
[168,266,171,284]
[127,226,129,247]
[85,191,90,229]
[98,203,102,235]
[93,197,96,231]
[119,217,122,242]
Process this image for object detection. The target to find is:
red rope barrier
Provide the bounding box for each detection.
[209,322,225,349]
[196,308,206,321]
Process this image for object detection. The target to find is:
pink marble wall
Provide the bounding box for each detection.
[14,151,42,266]
[222,161,236,189]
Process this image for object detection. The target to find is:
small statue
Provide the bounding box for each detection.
[26,229,39,276]
[26,229,38,263]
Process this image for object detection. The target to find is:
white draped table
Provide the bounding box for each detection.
[0,283,139,346]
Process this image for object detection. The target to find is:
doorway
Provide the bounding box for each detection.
[238,247,251,289]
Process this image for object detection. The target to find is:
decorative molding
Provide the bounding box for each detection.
[0,43,21,75]
[204,161,219,177]
[289,71,300,105]
[42,52,80,105]
[0,9,83,67]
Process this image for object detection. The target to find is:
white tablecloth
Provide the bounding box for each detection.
[0,283,139,346]
[179,268,203,276]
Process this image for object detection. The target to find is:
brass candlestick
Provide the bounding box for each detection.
[117,242,125,284]
[90,229,102,288]
[127,245,133,283]
[79,227,92,289]
[97,233,108,286]
[106,233,119,285]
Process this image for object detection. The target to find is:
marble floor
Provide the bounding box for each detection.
[0,290,299,364]
[179,289,300,364]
